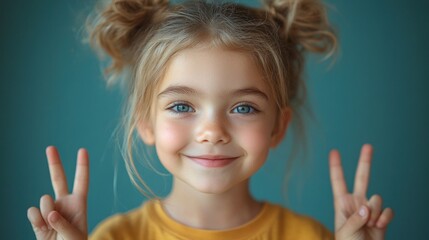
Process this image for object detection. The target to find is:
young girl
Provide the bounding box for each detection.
[27,0,394,239]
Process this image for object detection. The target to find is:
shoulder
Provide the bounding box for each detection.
[89,202,150,240]
[266,202,333,240]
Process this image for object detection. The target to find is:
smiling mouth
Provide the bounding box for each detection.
[185,155,239,168]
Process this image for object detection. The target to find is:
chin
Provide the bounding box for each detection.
[188,178,242,195]
[194,187,230,195]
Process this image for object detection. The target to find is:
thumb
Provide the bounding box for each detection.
[48,211,84,240]
[337,205,370,237]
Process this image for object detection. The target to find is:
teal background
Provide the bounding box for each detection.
[1,0,428,239]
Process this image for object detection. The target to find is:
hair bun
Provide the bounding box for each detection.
[264,0,337,56]
[88,0,169,85]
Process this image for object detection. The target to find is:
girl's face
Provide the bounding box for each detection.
[139,46,289,194]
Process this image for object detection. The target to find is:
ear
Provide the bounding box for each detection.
[270,107,292,148]
[136,119,155,146]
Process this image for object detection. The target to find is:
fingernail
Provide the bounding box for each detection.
[359,206,367,218]
[49,211,60,223]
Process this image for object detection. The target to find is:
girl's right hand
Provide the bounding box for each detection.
[27,146,89,240]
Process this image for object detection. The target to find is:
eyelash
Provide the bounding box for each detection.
[232,102,260,115]
[166,102,260,115]
[167,101,195,114]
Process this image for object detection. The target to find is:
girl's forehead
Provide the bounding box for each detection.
[158,47,270,94]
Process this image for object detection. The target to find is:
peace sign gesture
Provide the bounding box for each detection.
[27,146,89,240]
[329,144,394,239]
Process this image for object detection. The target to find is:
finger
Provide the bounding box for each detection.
[46,146,69,198]
[376,207,394,229]
[48,211,83,240]
[353,144,373,197]
[337,205,370,237]
[73,148,90,197]
[40,194,55,230]
[329,149,348,199]
[27,207,48,233]
[367,194,383,227]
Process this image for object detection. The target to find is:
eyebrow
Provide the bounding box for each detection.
[234,87,269,101]
[157,85,198,98]
[157,85,269,101]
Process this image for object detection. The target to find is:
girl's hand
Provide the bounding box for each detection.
[27,146,89,240]
[329,144,394,240]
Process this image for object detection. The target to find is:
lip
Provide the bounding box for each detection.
[185,155,239,168]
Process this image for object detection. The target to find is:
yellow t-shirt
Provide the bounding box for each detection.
[90,200,333,240]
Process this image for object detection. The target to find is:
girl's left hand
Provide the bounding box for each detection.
[329,144,394,240]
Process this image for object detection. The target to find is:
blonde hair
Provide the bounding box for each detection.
[86,0,338,198]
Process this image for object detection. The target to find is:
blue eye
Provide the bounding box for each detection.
[169,103,194,113]
[232,104,257,114]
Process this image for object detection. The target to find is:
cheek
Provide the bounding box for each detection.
[235,122,272,155]
[155,118,190,154]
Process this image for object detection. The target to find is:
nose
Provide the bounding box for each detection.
[195,115,231,144]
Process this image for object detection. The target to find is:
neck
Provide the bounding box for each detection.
[161,177,263,230]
